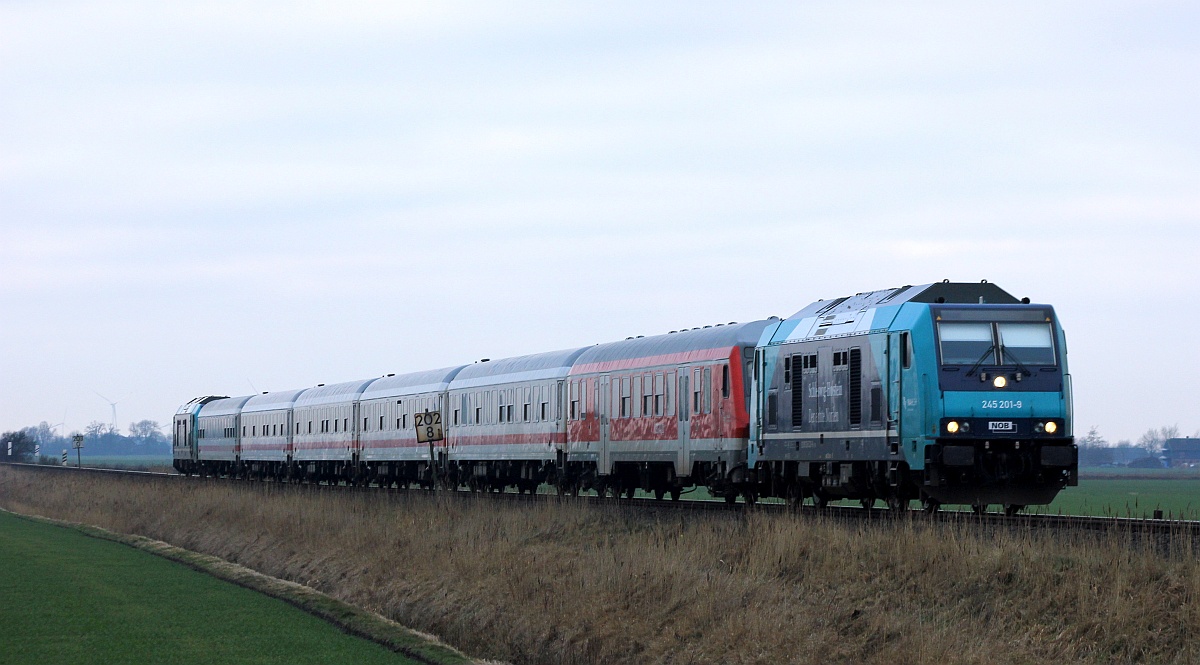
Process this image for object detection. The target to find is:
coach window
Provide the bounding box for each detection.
[654,373,664,416]
[721,364,730,399]
[703,367,712,414]
[308,421,313,433]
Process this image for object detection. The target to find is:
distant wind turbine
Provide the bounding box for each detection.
[93,392,128,432]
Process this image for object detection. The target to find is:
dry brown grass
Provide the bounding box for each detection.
[2,466,1198,665]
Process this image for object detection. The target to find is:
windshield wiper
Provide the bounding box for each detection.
[1000,345,1032,378]
[965,345,995,378]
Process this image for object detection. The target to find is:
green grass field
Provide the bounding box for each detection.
[1038,478,1200,519]
[0,511,422,665]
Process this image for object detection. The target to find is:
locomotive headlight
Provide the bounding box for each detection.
[947,421,960,434]
[993,375,1008,389]
[1045,421,1058,434]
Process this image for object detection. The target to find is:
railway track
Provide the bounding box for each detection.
[5,462,1198,547]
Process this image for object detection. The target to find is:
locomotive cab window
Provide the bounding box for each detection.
[998,322,1056,366]
[937,322,995,365]
[938,319,1057,367]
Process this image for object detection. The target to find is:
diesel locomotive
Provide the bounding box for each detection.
[173,281,1076,512]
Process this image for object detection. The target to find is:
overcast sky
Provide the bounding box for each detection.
[2,1,1197,445]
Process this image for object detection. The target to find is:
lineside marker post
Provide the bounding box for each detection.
[72,434,84,468]
[415,409,444,489]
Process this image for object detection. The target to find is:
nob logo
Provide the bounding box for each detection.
[988,421,1016,432]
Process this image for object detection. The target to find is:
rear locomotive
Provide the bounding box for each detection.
[748,281,1076,513]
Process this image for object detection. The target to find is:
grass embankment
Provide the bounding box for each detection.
[2,467,1199,665]
[0,509,458,665]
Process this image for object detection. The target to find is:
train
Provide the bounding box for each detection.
[173,281,1077,513]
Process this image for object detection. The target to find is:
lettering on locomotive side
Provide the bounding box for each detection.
[811,411,840,424]
[981,400,1024,409]
[807,384,844,399]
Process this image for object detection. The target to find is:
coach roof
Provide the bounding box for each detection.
[361,366,468,400]
[197,395,253,417]
[294,378,379,408]
[242,389,308,413]
[449,347,590,390]
[571,320,771,373]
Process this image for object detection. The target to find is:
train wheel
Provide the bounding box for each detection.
[860,497,875,511]
[971,504,989,515]
[625,486,635,500]
[1003,504,1025,516]
[654,489,666,501]
[813,492,829,510]
[886,495,906,513]
[670,489,681,501]
[724,493,737,505]
[922,498,941,514]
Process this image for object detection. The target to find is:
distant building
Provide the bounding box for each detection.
[1163,438,1200,468]
[1111,446,1153,466]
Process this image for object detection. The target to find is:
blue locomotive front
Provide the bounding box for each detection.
[916,300,1076,510]
[748,281,1076,512]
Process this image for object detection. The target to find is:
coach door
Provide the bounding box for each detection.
[598,376,611,475]
[677,372,690,477]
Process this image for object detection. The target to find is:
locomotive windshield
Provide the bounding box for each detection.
[936,311,1057,367]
